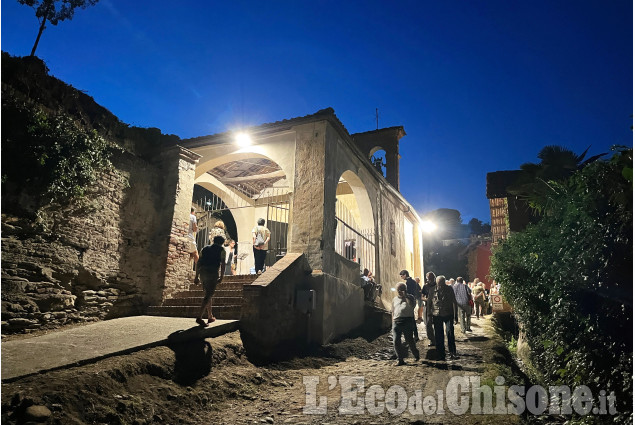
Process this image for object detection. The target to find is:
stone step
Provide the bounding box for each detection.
[147,275,255,320]
[173,289,242,298]
[162,297,243,307]
[215,274,259,284]
[146,305,241,320]
[188,281,248,291]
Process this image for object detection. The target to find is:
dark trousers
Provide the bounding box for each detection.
[392,318,419,361]
[253,247,267,272]
[475,300,486,318]
[432,315,456,358]
[425,313,436,343]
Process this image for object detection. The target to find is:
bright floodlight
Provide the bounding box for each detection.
[422,220,437,233]
[235,132,252,147]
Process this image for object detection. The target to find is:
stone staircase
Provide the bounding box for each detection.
[146,274,258,320]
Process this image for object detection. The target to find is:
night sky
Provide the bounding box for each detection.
[2,1,632,223]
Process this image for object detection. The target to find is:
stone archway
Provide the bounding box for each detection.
[193,152,291,274]
[335,170,376,272]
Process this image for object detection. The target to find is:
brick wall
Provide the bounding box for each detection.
[161,149,200,300]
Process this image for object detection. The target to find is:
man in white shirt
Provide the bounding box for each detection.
[391,282,420,366]
[252,218,271,274]
[188,208,199,263]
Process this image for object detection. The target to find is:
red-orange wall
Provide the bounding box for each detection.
[476,242,493,290]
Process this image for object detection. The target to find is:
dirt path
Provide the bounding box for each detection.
[2,316,522,424]
[205,317,521,425]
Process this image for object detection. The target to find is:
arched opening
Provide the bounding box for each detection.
[193,154,290,274]
[192,184,237,245]
[369,147,387,177]
[335,170,376,273]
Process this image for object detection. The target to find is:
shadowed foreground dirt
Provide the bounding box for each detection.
[2,317,527,424]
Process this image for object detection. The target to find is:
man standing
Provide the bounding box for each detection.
[427,275,458,360]
[391,282,420,366]
[252,218,271,274]
[473,280,487,319]
[188,207,199,264]
[194,236,226,327]
[452,277,473,333]
[400,270,422,341]
[421,272,437,346]
[414,277,424,323]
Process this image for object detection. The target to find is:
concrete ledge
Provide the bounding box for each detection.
[1,316,238,382]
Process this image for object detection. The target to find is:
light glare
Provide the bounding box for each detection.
[235,132,252,147]
[422,220,437,233]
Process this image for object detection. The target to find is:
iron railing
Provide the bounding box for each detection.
[335,199,375,273]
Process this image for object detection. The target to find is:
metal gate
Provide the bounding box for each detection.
[192,185,290,270]
[265,201,290,267]
[193,193,230,251]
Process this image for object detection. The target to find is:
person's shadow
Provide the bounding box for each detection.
[168,328,214,386]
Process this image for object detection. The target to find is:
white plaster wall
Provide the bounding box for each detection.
[233,207,256,274]
[404,217,414,275]
[322,124,424,310]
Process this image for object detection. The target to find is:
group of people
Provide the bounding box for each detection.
[188,209,272,276]
[391,270,490,365]
[187,209,272,327]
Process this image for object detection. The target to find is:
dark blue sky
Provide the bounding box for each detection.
[2,1,632,223]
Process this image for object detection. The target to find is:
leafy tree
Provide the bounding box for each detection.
[423,208,469,277]
[468,217,491,235]
[18,0,99,57]
[423,242,468,279]
[491,147,632,423]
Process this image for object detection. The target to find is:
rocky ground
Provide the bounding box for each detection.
[2,315,529,424]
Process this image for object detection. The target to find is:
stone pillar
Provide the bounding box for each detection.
[385,146,400,191]
[288,122,327,271]
[158,145,201,300]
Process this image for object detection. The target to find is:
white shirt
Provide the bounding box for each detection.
[188,214,197,240]
[392,296,415,319]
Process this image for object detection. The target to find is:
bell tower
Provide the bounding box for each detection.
[352,126,406,191]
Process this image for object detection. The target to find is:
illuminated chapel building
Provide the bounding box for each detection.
[150,108,425,356]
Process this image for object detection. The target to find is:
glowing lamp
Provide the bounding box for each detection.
[235,132,252,147]
[422,220,437,233]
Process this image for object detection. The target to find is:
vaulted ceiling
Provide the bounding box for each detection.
[207,158,285,197]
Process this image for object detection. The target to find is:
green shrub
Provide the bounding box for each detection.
[2,100,114,205]
[490,147,632,423]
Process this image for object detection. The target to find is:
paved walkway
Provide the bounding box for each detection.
[1,316,239,381]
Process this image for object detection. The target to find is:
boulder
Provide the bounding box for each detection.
[24,404,52,422]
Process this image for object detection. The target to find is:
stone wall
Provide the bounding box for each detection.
[240,252,365,361]
[0,55,199,334]
[307,272,365,345]
[160,147,201,300]
[320,119,421,311]
[1,145,196,333]
[240,253,313,360]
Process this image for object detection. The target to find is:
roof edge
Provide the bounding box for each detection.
[181,107,351,148]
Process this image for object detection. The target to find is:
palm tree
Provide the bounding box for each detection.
[508,145,606,213]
